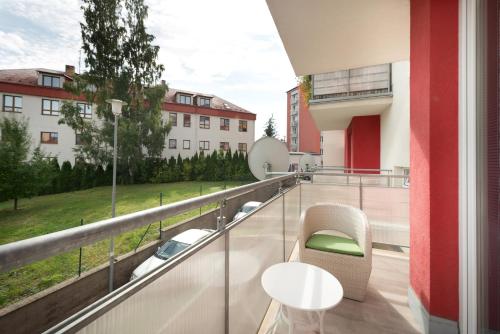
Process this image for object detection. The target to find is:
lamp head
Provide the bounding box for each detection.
[106,99,127,116]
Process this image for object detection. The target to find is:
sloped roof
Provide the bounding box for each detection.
[165,88,253,114]
[0,68,71,86]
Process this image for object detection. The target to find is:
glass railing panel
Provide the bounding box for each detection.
[300,183,360,213]
[228,196,284,334]
[284,186,301,259]
[76,236,226,334]
[362,187,409,247]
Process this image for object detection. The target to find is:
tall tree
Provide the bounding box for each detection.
[263,114,278,138]
[60,0,169,183]
[0,118,33,209]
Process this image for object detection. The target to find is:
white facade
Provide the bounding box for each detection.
[0,69,256,165]
[380,60,410,171]
[161,110,255,159]
[0,92,88,164]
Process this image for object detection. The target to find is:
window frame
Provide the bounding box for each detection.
[169,139,177,149]
[239,120,248,132]
[42,99,60,116]
[169,112,178,126]
[42,74,61,88]
[183,140,191,150]
[77,102,92,119]
[2,95,22,113]
[220,142,229,151]
[198,97,211,107]
[238,143,247,153]
[41,131,58,144]
[220,118,230,131]
[178,94,192,105]
[200,116,210,129]
[199,140,210,151]
[183,114,191,127]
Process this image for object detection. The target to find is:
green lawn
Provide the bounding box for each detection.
[0,181,246,308]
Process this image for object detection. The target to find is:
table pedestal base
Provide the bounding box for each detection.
[266,305,326,334]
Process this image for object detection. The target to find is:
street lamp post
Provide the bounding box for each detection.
[106,99,127,293]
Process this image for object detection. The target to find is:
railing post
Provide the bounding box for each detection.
[78,218,83,277]
[281,184,286,262]
[359,180,363,210]
[159,192,163,238]
[299,181,302,215]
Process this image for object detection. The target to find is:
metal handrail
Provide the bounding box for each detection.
[0,174,296,273]
[317,166,393,173]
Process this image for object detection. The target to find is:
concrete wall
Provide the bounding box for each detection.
[380,60,410,171]
[0,182,285,334]
[321,130,344,166]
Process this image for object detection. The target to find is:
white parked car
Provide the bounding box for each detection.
[130,228,213,281]
[233,201,262,221]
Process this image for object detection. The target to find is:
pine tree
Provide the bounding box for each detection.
[263,114,278,138]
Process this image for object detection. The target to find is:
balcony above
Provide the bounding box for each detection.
[266,0,409,76]
[309,64,393,130]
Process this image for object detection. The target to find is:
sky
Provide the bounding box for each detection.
[0,0,298,138]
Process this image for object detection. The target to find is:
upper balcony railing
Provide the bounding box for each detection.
[311,63,392,103]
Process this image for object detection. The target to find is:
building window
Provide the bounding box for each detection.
[2,95,22,112]
[41,132,58,144]
[220,118,230,131]
[220,142,229,151]
[177,94,192,105]
[198,97,211,107]
[238,143,247,153]
[75,132,83,145]
[184,114,191,127]
[320,149,323,155]
[239,120,247,132]
[42,75,61,88]
[169,112,177,126]
[183,140,190,149]
[42,99,60,116]
[292,137,297,144]
[77,103,92,119]
[169,139,177,149]
[200,116,210,129]
[199,140,210,151]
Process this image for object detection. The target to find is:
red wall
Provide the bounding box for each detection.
[410,0,459,321]
[298,87,321,153]
[286,86,321,153]
[344,115,380,172]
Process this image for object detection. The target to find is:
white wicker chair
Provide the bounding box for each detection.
[298,204,372,301]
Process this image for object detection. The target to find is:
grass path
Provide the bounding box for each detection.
[0,181,245,307]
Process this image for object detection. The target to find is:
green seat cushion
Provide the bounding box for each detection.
[305,234,364,257]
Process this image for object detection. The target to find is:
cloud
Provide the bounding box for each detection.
[0,0,297,137]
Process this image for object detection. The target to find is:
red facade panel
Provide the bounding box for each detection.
[410,0,459,321]
[344,115,380,172]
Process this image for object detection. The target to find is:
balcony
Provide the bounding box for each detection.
[309,64,393,130]
[0,172,415,333]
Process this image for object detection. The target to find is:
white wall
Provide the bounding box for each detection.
[161,110,255,159]
[380,60,410,171]
[321,130,344,166]
[0,92,256,165]
[0,92,80,164]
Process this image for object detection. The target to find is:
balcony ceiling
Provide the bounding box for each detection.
[309,96,392,130]
[266,0,410,76]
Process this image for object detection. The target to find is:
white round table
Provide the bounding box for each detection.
[261,262,343,334]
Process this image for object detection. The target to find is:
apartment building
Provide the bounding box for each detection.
[161,88,255,159]
[286,85,320,154]
[0,67,256,164]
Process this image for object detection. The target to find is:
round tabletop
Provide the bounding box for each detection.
[261,262,343,311]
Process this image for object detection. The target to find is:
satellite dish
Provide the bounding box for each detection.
[248,137,290,180]
[299,154,316,172]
